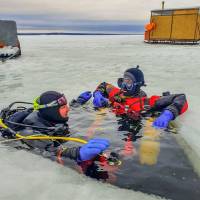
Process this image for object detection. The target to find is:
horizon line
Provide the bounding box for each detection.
[18,32,144,36]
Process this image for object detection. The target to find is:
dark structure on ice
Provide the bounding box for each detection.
[0,20,21,61]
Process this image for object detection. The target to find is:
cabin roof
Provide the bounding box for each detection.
[151,7,200,12]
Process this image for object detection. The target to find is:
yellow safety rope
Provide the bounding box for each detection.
[0,118,87,144]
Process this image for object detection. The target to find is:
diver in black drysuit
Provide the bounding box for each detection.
[0,91,109,163]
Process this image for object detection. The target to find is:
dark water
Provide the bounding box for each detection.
[63,106,200,200]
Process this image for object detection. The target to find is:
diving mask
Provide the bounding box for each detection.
[33,95,67,110]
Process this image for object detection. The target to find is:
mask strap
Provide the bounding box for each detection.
[33,96,55,110]
[33,96,41,110]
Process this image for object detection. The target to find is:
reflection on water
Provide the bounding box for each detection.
[139,119,160,165]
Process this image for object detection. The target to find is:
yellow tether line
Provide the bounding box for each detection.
[15,134,87,144]
[0,118,87,144]
[0,119,8,129]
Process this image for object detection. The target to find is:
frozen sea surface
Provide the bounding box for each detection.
[0,35,200,200]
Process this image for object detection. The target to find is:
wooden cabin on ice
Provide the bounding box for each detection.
[144,5,200,44]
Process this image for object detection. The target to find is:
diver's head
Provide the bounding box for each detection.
[118,66,145,96]
[33,91,69,123]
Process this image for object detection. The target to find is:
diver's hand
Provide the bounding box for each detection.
[79,138,110,161]
[153,110,174,129]
[93,91,108,108]
[77,91,92,104]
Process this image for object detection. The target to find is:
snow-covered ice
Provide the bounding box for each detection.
[0,35,199,200]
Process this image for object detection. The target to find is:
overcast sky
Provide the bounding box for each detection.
[0,0,199,32]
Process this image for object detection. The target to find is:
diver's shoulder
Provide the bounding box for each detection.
[23,111,45,126]
[139,90,147,97]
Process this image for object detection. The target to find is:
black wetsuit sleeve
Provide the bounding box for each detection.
[18,128,55,149]
[139,89,147,97]
[69,99,82,107]
[58,146,80,161]
[95,82,116,98]
[70,82,113,105]
[152,94,188,119]
[70,96,90,107]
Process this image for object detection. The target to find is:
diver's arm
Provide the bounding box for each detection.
[139,89,147,97]
[93,82,121,108]
[18,128,57,149]
[15,127,80,161]
[70,91,92,107]
[56,138,110,162]
[150,94,188,119]
[165,94,188,118]
[56,146,80,161]
[95,82,120,98]
[69,99,82,107]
